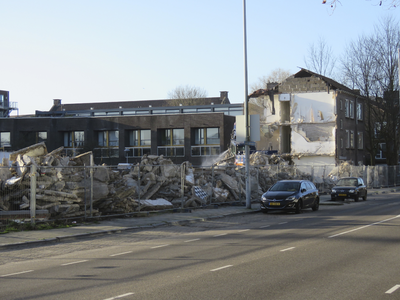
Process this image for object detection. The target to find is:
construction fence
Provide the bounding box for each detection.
[0,163,399,227]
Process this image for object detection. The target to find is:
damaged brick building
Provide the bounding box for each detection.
[249,68,366,166]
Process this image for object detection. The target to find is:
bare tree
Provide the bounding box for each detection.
[340,16,400,165]
[304,37,337,78]
[168,85,208,106]
[322,0,399,10]
[250,68,291,92]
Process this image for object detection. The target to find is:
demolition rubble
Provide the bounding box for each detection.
[0,143,316,219]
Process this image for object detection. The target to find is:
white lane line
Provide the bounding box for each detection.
[280,247,295,252]
[329,215,400,238]
[386,284,400,294]
[61,260,88,266]
[214,233,227,237]
[1,270,34,277]
[103,292,134,300]
[259,225,270,228]
[150,244,169,249]
[184,238,200,243]
[278,222,288,225]
[210,265,233,272]
[238,229,250,232]
[110,251,133,257]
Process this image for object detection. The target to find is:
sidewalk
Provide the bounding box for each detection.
[1,187,399,250]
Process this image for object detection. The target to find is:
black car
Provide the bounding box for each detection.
[331,177,367,202]
[260,180,320,214]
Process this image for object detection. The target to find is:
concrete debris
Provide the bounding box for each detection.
[0,143,322,219]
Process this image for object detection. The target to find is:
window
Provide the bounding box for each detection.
[340,138,343,149]
[340,119,343,130]
[0,132,10,147]
[37,132,47,143]
[126,129,151,157]
[358,132,363,150]
[64,131,84,148]
[345,130,350,148]
[374,122,387,138]
[356,103,363,120]
[376,143,386,159]
[345,100,349,117]
[340,99,343,111]
[192,128,221,156]
[158,129,184,157]
[95,130,119,158]
[350,130,354,149]
[349,100,354,119]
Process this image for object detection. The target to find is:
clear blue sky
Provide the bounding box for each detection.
[1,0,398,116]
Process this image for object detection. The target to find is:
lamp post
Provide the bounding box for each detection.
[243,0,251,209]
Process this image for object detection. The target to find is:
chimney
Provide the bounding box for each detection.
[53,99,61,106]
[220,91,229,104]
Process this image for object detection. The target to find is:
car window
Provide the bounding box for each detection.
[301,183,308,191]
[270,182,300,192]
[336,178,357,186]
[305,182,315,190]
[358,178,364,186]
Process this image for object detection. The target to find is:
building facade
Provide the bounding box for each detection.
[249,69,366,166]
[0,92,241,166]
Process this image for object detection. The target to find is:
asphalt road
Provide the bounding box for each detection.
[0,192,399,300]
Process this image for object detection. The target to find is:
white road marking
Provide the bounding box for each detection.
[1,270,34,277]
[103,292,134,300]
[259,225,270,228]
[278,222,288,225]
[110,251,133,257]
[328,215,400,238]
[238,229,250,232]
[184,238,200,243]
[61,260,88,266]
[386,284,400,294]
[280,247,295,252]
[150,244,169,249]
[210,265,233,272]
[214,233,227,237]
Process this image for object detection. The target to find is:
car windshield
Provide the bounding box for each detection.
[270,182,300,192]
[336,179,358,186]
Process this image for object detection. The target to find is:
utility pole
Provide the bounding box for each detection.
[243,0,251,209]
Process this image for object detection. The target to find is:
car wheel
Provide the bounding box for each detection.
[295,200,302,214]
[262,209,268,214]
[354,194,359,202]
[312,198,319,211]
[363,193,367,201]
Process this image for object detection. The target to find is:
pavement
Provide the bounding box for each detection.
[1,187,399,250]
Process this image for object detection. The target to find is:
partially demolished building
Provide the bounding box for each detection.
[249,69,366,166]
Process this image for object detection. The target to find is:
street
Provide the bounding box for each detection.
[0,192,399,300]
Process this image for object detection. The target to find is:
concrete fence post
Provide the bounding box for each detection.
[30,165,37,225]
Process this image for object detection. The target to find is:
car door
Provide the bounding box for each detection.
[301,182,312,207]
[358,178,366,197]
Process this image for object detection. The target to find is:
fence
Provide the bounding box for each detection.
[1,162,399,228]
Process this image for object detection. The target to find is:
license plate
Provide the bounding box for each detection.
[269,202,280,206]
[338,194,347,197]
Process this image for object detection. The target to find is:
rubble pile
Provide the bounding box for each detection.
[0,143,315,219]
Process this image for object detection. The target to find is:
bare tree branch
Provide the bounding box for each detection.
[168,85,208,106]
[304,36,337,77]
[250,68,291,92]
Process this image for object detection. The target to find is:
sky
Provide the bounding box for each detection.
[0,0,398,116]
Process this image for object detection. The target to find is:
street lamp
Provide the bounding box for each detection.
[243,0,251,209]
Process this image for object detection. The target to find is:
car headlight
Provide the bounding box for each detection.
[331,189,336,193]
[261,196,267,201]
[286,196,297,201]
[349,189,355,193]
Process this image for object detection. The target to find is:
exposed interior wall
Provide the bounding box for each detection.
[291,92,336,123]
